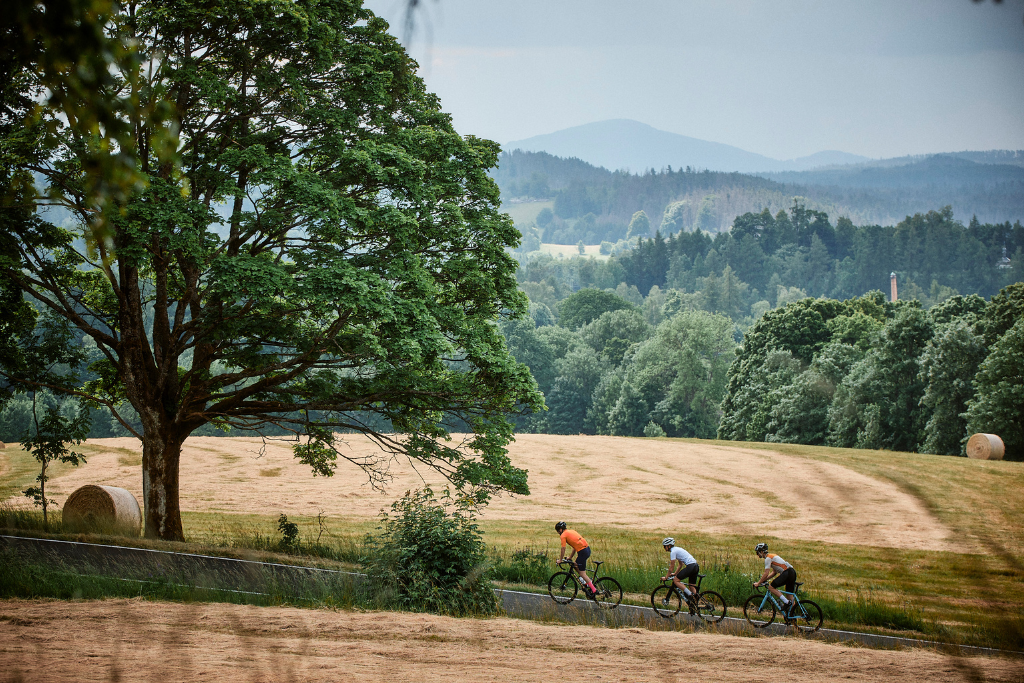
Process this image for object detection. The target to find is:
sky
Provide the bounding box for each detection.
[364,0,1024,161]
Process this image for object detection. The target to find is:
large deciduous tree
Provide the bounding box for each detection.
[1,0,539,540]
[965,318,1024,461]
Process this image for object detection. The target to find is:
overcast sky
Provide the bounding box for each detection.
[364,0,1024,161]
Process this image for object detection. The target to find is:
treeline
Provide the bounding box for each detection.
[623,205,1024,304]
[718,285,1024,459]
[501,283,1024,460]
[516,205,1024,324]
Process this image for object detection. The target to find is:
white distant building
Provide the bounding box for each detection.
[997,246,1012,270]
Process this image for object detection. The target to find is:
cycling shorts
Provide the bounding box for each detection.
[675,562,699,585]
[771,567,796,593]
[574,546,591,572]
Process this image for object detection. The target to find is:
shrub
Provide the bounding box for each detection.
[277,514,299,550]
[643,421,666,438]
[362,488,497,616]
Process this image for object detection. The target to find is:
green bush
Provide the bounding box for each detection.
[277,514,299,550]
[362,487,497,616]
[491,547,551,585]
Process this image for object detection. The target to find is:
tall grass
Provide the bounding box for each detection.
[815,589,925,632]
[207,521,364,565]
[0,549,361,608]
[0,504,364,568]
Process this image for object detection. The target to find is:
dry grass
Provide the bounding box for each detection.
[1,434,955,551]
[1,598,1020,682]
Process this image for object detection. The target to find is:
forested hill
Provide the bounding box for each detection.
[493,151,1024,241]
[493,150,799,238]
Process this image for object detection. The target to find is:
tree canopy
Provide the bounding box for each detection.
[556,288,633,330]
[0,0,539,539]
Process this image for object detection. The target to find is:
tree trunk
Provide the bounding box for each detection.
[142,432,184,541]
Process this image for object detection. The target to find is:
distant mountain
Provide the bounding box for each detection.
[790,150,874,170]
[504,119,872,174]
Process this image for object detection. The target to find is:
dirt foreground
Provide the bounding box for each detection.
[8,433,952,550]
[0,599,1019,683]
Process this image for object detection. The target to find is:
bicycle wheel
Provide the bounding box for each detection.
[743,594,776,627]
[593,577,623,609]
[696,590,727,623]
[650,585,682,618]
[793,599,823,632]
[547,572,578,605]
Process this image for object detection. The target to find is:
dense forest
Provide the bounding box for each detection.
[493,150,1024,241]
[517,204,1023,316]
[496,202,1023,458]
[718,286,1024,460]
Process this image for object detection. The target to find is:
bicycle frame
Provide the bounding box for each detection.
[754,585,806,618]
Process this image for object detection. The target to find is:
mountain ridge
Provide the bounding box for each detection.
[504,119,872,174]
[505,119,1024,175]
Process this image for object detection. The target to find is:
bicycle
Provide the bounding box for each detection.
[743,581,823,631]
[548,559,623,608]
[649,573,727,623]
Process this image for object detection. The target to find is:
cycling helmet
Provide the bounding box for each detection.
[555,521,567,533]
[754,542,768,554]
[662,537,675,547]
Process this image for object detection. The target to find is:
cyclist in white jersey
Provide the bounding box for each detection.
[754,542,797,613]
[661,538,699,598]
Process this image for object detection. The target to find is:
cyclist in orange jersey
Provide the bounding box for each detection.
[555,521,597,594]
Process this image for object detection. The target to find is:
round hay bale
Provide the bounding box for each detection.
[966,433,1005,461]
[0,441,6,449]
[63,485,142,535]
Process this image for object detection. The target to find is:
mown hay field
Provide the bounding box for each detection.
[1,598,1021,683]
[2,434,1023,647]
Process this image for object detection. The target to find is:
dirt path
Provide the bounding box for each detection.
[0,599,1018,683]
[3,434,952,550]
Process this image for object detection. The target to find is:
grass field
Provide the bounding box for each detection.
[538,243,610,259]
[499,199,552,227]
[1,434,1022,649]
